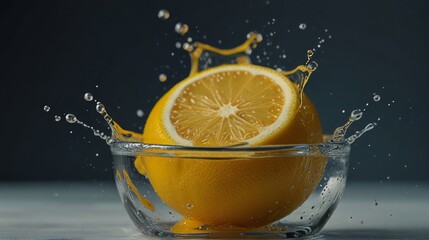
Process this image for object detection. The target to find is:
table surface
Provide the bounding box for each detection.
[1,181,428,240]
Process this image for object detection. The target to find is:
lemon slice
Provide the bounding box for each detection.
[141,64,325,229]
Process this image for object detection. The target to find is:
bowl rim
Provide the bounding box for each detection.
[110,141,350,159]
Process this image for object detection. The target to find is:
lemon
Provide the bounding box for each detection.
[140,64,325,229]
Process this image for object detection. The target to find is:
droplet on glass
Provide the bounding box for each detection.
[136,109,144,117]
[299,23,307,30]
[175,22,189,35]
[175,42,182,49]
[84,92,93,101]
[65,114,77,123]
[157,9,170,20]
[54,115,61,122]
[186,203,193,209]
[159,73,167,82]
[43,105,50,112]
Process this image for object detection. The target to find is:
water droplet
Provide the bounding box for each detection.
[43,105,50,112]
[386,176,390,180]
[159,73,167,82]
[175,22,189,35]
[256,33,263,43]
[341,110,346,113]
[65,114,77,123]
[136,109,144,117]
[54,115,61,122]
[186,203,193,209]
[106,138,114,145]
[307,61,318,71]
[245,47,252,55]
[175,42,182,49]
[373,94,381,102]
[350,109,363,121]
[299,23,307,30]
[157,9,170,20]
[182,42,194,52]
[84,93,93,101]
[95,153,99,157]
[96,103,105,113]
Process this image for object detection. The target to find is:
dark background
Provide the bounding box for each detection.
[1,0,428,182]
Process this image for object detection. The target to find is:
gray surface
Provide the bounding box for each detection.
[0,182,428,240]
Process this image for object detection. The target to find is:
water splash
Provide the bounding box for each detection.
[330,109,376,144]
[54,34,321,146]
[64,112,114,144]
[51,92,144,145]
[51,33,375,147]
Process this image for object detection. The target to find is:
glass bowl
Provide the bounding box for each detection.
[111,141,350,239]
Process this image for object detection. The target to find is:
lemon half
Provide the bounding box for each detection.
[141,64,325,228]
